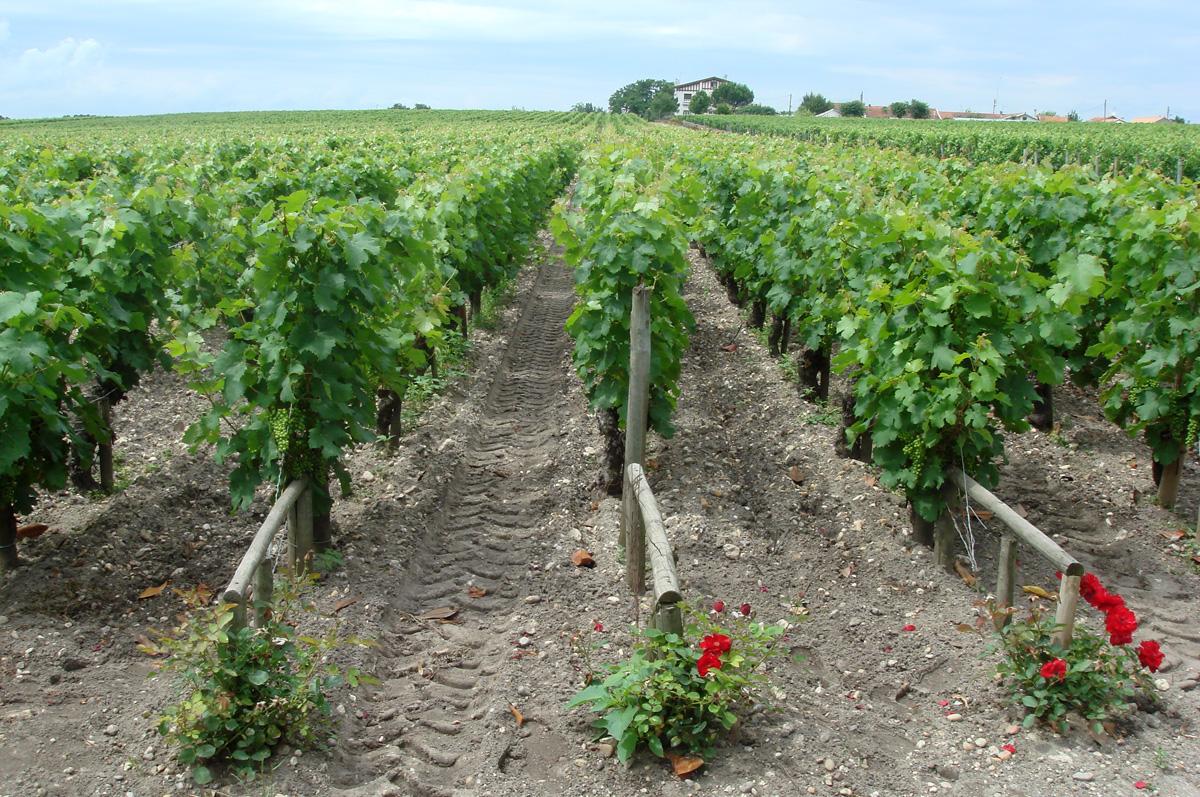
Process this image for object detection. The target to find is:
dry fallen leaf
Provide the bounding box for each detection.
[571,549,596,568]
[720,343,738,353]
[16,523,49,540]
[840,563,856,578]
[1021,585,1057,601]
[508,703,525,727]
[667,752,704,778]
[788,465,804,485]
[954,560,977,587]
[645,457,659,470]
[134,634,167,657]
[863,474,878,488]
[955,623,976,633]
[1015,504,1029,519]
[173,583,215,608]
[466,586,487,599]
[138,581,169,600]
[968,509,994,521]
[1159,530,1187,541]
[334,596,359,613]
[418,606,460,622]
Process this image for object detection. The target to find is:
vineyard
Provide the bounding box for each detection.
[1,111,1198,797]
[681,112,1200,180]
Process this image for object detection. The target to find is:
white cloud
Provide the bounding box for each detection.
[15,36,102,73]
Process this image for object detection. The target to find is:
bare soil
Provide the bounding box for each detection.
[1,237,1197,797]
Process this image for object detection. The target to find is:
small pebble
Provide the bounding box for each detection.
[1072,772,1095,782]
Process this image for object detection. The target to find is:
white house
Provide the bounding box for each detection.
[674,76,729,112]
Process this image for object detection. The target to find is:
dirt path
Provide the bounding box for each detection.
[332,256,580,797]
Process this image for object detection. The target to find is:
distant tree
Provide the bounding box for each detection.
[800,92,832,114]
[1041,110,1057,117]
[909,99,930,119]
[735,104,777,115]
[1067,110,1080,122]
[390,103,410,110]
[889,101,910,118]
[840,100,866,117]
[689,91,712,114]
[1171,115,1186,124]
[414,103,431,110]
[714,103,733,115]
[712,81,755,108]
[608,79,675,117]
[571,102,603,113]
[647,89,680,120]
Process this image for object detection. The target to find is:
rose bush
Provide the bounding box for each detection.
[567,602,788,763]
[994,572,1162,733]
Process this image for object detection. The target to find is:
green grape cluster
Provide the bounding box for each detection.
[269,407,320,479]
[1185,417,1199,452]
[903,437,927,481]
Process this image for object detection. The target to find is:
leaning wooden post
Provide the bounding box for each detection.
[253,560,274,627]
[932,481,958,573]
[994,532,1017,630]
[619,282,651,559]
[287,480,314,572]
[98,397,115,493]
[1052,568,1084,648]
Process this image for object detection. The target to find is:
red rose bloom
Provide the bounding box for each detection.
[697,651,723,677]
[593,621,604,632]
[1039,658,1068,681]
[902,624,916,632]
[1001,743,1016,754]
[700,633,732,655]
[1105,606,1138,646]
[1094,591,1125,614]
[1137,640,1164,672]
[739,603,752,616]
[712,600,725,613]
[1078,573,1107,606]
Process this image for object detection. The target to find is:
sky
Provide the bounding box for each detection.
[0,1,1197,120]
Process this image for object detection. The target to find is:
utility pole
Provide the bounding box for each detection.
[788,93,792,114]
[1103,99,1107,119]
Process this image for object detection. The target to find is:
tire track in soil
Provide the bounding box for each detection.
[332,257,577,797]
[995,461,1200,678]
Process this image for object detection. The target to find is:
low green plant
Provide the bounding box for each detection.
[567,605,787,763]
[991,602,1152,734]
[155,575,374,785]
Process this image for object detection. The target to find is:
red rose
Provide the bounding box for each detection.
[902,624,916,632]
[697,651,723,677]
[712,600,725,613]
[593,621,604,632]
[1137,640,1164,672]
[1134,781,1147,790]
[1079,573,1107,606]
[1094,591,1125,614]
[700,633,732,654]
[739,603,751,617]
[1039,658,1068,681]
[1001,743,1016,754]
[1105,606,1138,646]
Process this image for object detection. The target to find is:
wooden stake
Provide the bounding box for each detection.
[98,397,114,493]
[995,532,1017,630]
[619,283,651,560]
[253,559,273,627]
[1052,573,1082,648]
[288,482,314,571]
[933,485,957,574]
